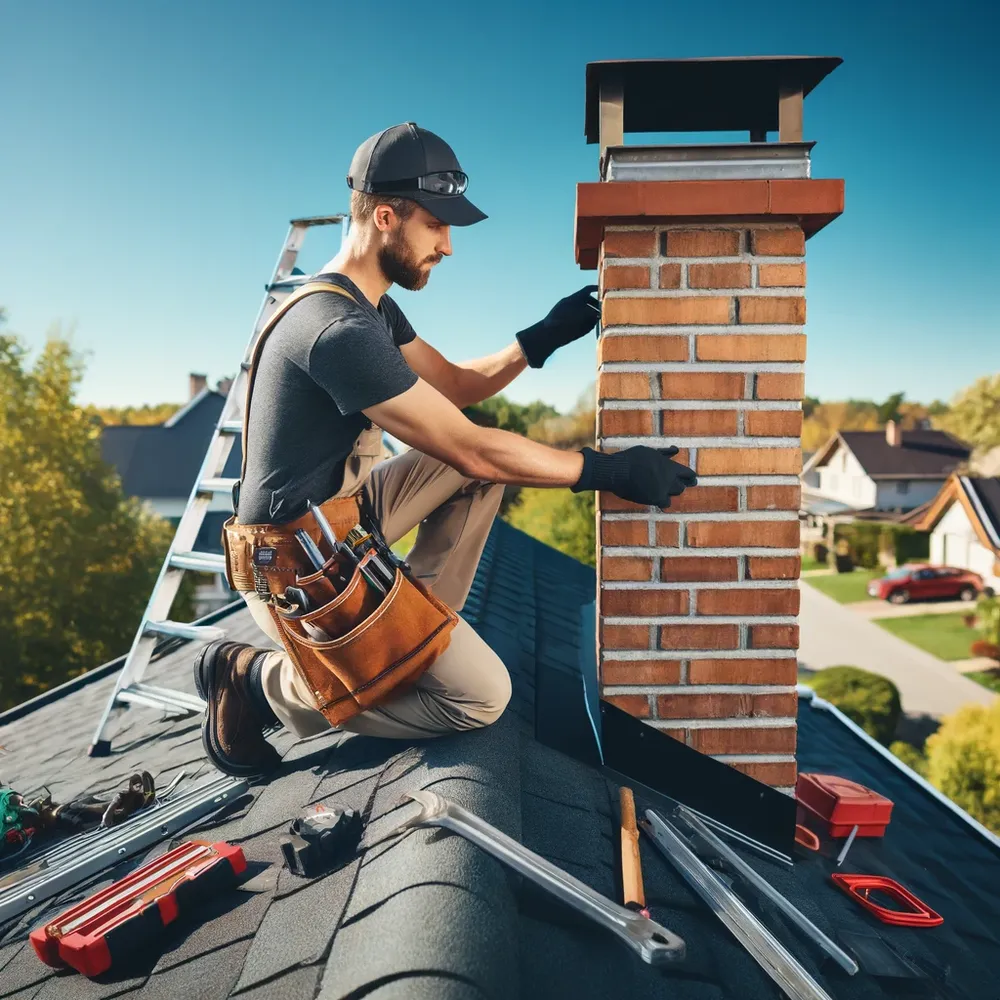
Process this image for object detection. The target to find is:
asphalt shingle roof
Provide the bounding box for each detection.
[839,430,970,479]
[1,520,998,999]
[965,477,1000,547]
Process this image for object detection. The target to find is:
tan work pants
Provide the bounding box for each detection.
[242,429,511,739]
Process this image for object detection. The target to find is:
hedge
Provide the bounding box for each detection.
[809,666,902,744]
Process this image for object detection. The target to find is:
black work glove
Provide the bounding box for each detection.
[516,285,600,368]
[571,445,697,508]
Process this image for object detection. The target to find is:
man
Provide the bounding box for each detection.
[198,122,696,778]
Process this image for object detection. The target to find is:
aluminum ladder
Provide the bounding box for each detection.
[89,214,348,756]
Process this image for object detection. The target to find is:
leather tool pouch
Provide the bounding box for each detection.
[220,280,458,726]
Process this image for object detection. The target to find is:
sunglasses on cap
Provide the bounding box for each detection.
[364,170,469,197]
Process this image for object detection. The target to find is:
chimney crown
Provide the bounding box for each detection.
[886,420,902,448]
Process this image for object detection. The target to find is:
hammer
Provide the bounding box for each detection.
[619,786,650,919]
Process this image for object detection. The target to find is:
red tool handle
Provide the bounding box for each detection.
[831,874,943,927]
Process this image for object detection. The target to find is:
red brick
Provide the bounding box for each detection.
[660,372,744,400]
[688,658,799,684]
[688,262,751,288]
[745,411,803,437]
[602,556,653,581]
[603,231,656,258]
[689,726,797,754]
[696,334,806,362]
[602,589,689,616]
[661,486,739,513]
[695,588,800,616]
[687,521,799,548]
[658,263,682,288]
[656,691,798,719]
[599,492,647,513]
[655,522,679,546]
[604,693,651,717]
[747,485,801,510]
[665,230,741,257]
[601,520,649,546]
[726,760,798,785]
[601,624,651,649]
[600,409,653,437]
[747,557,802,580]
[601,660,682,685]
[749,624,800,649]
[659,624,739,650]
[603,265,650,290]
[661,410,738,436]
[660,556,739,582]
[758,263,806,287]
[599,335,688,363]
[599,372,649,400]
[697,449,802,475]
[603,297,731,327]
[751,228,805,256]
[755,374,805,400]
[738,297,806,325]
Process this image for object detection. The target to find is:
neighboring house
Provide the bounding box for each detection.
[801,420,971,516]
[913,474,1000,593]
[2,518,999,999]
[101,373,242,616]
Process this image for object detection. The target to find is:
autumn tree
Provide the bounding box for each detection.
[938,374,1000,453]
[91,402,183,426]
[0,315,193,710]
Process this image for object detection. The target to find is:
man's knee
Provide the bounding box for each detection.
[468,651,512,728]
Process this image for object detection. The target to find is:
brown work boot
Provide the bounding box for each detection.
[195,640,281,778]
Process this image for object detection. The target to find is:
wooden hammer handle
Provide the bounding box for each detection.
[619,786,645,910]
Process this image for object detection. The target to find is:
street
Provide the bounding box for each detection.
[798,582,996,721]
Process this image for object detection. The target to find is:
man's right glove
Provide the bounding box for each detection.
[571,445,697,508]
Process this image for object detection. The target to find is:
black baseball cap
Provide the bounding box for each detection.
[346,122,487,227]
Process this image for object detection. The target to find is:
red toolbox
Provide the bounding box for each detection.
[30,840,245,977]
[796,773,893,838]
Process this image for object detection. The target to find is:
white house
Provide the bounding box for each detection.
[914,475,1000,593]
[800,421,971,515]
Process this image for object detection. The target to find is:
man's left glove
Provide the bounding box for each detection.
[516,285,600,368]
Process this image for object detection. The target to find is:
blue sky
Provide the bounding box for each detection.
[1,0,996,414]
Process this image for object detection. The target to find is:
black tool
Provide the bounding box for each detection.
[345,525,396,589]
[294,529,326,571]
[280,805,362,878]
[283,585,313,614]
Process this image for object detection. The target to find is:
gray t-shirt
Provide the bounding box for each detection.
[237,272,418,525]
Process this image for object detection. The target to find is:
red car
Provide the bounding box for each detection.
[867,564,984,605]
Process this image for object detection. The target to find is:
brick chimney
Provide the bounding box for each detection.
[577,57,844,789]
[886,419,902,447]
[189,372,208,399]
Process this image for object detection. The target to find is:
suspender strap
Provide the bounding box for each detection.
[239,281,359,484]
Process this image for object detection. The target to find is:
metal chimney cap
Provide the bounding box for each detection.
[584,56,842,143]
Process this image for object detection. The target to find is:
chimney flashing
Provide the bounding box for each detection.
[602,141,814,183]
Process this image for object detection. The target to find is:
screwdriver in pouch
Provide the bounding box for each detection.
[307,502,386,597]
[345,526,396,590]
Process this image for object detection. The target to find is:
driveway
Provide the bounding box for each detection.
[849,598,975,620]
[799,582,996,720]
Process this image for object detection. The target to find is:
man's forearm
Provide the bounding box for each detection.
[464,425,584,487]
[451,342,527,407]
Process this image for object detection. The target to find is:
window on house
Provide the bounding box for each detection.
[897,481,910,494]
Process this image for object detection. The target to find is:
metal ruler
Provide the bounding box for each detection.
[0,775,248,925]
[88,215,349,756]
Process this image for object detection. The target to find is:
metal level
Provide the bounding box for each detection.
[0,775,248,925]
[88,213,349,755]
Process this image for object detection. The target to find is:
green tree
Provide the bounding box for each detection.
[876,391,906,425]
[923,701,1000,833]
[808,666,902,744]
[505,489,596,567]
[463,394,559,436]
[91,402,183,426]
[0,317,194,710]
[939,373,1000,451]
[889,741,926,775]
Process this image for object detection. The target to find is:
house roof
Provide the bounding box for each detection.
[101,391,242,499]
[804,430,971,481]
[1,520,999,998]
[913,474,1000,555]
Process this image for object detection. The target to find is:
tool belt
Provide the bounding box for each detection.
[220,281,458,726]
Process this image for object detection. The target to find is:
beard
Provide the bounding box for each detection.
[377,228,439,291]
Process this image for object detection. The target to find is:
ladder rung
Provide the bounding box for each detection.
[170,551,227,574]
[131,683,207,713]
[117,685,204,715]
[268,274,312,292]
[220,420,242,434]
[199,477,237,496]
[144,620,227,642]
[290,214,346,226]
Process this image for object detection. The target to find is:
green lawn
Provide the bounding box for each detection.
[966,669,1000,694]
[801,555,828,573]
[874,612,981,662]
[804,569,881,604]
